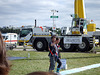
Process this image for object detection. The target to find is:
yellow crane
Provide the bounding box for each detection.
[71,0,96,35]
[75,0,85,18]
[63,0,97,52]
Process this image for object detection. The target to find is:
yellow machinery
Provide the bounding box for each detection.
[87,24,96,32]
[75,0,85,18]
[63,0,97,52]
[71,0,96,35]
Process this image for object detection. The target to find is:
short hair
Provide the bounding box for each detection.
[56,37,60,41]
[51,35,56,39]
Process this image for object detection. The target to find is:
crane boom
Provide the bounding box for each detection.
[74,0,86,18]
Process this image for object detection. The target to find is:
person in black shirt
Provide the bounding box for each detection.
[48,35,56,72]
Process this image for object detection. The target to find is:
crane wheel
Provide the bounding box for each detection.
[60,39,75,52]
[34,39,47,51]
[77,38,89,52]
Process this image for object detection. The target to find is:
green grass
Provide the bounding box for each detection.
[92,46,100,52]
[7,51,100,75]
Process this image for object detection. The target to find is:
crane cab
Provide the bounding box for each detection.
[71,15,87,35]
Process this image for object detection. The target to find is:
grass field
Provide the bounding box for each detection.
[7,51,100,75]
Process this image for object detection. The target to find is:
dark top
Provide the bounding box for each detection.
[48,42,56,57]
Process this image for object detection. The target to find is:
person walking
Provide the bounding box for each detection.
[48,35,57,72]
[55,37,62,73]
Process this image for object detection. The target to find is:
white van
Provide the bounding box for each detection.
[2,33,18,48]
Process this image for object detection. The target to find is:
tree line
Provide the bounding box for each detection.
[0,27,20,34]
[0,27,61,35]
[0,27,99,35]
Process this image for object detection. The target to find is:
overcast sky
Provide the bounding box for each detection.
[0,0,100,28]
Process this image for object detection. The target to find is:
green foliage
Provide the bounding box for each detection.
[49,27,61,35]
[0,27,20,34]
[56,28,61,35]
[96,28,100,30]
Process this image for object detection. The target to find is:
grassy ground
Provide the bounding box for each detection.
[7,51,100,75]
[93,46,100,52]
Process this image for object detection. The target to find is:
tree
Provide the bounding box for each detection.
[0,27,20,34]
[49,27,61,35]
[96,28,100,30]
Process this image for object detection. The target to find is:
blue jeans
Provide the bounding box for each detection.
[49,56,56,70]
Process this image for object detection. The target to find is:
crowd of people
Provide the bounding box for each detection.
[0,32,62,75]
